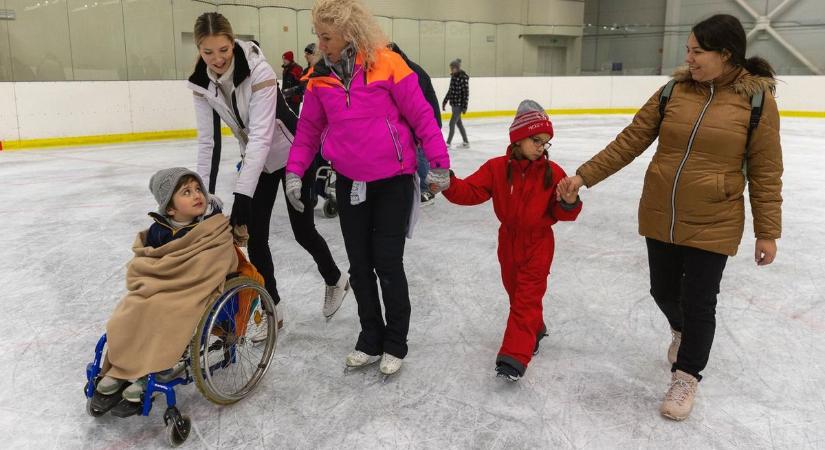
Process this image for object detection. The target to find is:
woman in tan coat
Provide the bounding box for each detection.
[563,14,783,420]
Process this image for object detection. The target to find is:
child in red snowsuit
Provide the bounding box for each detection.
[441,100,582,381]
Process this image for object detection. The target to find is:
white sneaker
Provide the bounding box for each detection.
[345,350,380,368]
[379,353,403,375]
[323,274,351,319]
[668,329,682,364]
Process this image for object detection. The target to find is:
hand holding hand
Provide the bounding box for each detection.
[556,176,583,204]
[426,168,451,194]
[755,238,777,266]
[285,172,305,213]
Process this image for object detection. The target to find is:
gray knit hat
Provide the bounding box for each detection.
[449,58,462,69]
[149,167,208,214]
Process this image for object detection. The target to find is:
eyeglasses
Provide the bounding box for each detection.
[530,136,552,151]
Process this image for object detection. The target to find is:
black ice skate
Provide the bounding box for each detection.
[495,362,522,382]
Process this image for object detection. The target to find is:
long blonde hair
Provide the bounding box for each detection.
[312,0,388,70]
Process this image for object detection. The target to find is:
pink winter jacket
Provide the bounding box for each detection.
[286,48,449,181]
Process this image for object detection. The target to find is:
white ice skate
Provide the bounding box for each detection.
[379,353,403,381]
[323,274,351,319]
[344,350,380,373]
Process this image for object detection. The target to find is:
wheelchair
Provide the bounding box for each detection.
[84,274,278,447]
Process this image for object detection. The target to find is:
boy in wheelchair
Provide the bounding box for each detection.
[92,167,238,412]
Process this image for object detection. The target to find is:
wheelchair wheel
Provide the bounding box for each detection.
[323,198,338,218]
[191,277,277,405]
[164,407,191,447]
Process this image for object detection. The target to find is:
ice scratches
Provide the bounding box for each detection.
[3,117,825,448]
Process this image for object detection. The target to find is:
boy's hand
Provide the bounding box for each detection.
[285,172,305,213]
[755,238,777,266]
[426,168,451,193]
[556,176,581,204]
[230,194,252,226]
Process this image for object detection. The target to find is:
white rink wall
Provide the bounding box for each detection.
[0,76,823,143]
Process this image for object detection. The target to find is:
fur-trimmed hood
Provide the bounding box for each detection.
[671,65,776,97]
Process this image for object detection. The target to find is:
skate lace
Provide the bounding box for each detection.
[665,378,695,404]
[324,285,336,305]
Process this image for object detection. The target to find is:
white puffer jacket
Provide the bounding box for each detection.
[187,40,297,197]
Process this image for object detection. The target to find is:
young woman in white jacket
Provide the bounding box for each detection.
[187,13,350,321]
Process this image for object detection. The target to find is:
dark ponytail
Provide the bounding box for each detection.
[743,56,776,79]
[692,14,776,80]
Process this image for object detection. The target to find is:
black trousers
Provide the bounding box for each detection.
[247,165,341,305]
[646,238,728,381]
[336,174,413,359]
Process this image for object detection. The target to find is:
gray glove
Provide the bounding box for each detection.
[285,172,305,213]
[426,168,451,194]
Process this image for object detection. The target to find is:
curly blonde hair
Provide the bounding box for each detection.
[312,0,388,70]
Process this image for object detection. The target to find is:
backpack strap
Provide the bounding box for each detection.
[742,89,765,179]
[745,89,765,151]
[658,79,677,122]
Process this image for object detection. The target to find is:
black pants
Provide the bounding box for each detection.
[247,165,341,305]
[646,238,728,381]
[336,174,413,359]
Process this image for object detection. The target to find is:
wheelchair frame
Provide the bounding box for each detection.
[84,275,277,447]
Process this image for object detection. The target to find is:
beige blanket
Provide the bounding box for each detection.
[103,214,238,380]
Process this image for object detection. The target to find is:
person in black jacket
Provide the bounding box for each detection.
[388,42,443,204]
[442,58,470,148]
[282,43,317,107]
[281,51,304,115]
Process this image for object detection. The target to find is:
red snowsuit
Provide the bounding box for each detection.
[443,152,581,374]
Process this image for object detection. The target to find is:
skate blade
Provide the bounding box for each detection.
[380,372,399,383]
[343,359,380,374]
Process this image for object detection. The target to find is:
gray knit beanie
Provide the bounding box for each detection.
[149,167,208,215]
[449,58,462,69]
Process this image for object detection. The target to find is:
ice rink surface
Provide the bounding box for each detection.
[1,115,823,449]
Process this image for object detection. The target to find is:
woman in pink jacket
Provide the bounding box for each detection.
[284,0,450,376]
